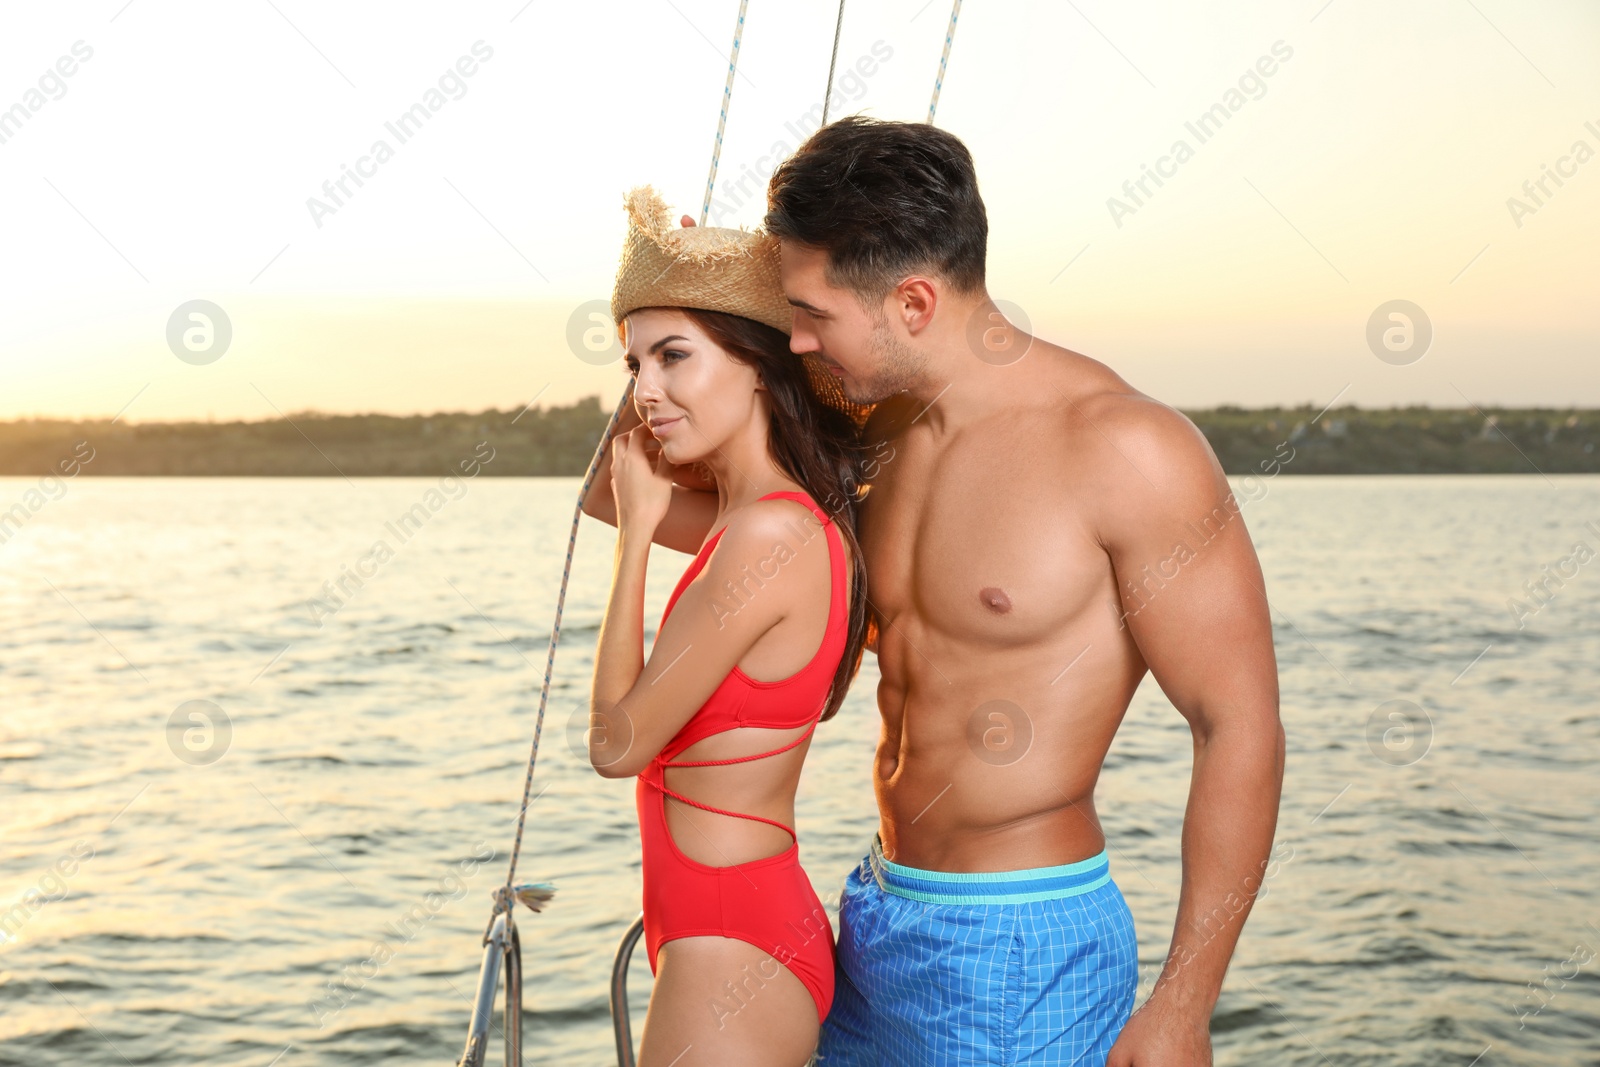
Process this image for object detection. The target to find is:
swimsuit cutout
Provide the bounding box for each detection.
[634,490,846,1023]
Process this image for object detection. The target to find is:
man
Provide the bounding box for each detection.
[763,117,1285,1065]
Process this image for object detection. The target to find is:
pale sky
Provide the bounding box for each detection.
[1,0,1596,423]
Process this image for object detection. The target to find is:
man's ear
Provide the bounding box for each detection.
[891,277,939,335]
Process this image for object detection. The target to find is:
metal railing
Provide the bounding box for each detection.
[462,911,816,1066]
[610,914,646,1067]
[456,911,523,1067]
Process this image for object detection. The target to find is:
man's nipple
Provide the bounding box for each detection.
[979,586,1013,614]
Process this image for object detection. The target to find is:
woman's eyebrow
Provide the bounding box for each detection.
[647,334,690,354]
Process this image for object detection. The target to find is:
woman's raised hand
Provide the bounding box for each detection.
[610,427,675,534]
[618,403,715,492]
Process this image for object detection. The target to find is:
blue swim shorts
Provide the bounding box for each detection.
[816,834,1138,1067]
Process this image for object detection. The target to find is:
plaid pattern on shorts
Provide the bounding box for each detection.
[816,837,1137,1066]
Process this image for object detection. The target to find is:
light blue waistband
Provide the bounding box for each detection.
[867,833,1112,904]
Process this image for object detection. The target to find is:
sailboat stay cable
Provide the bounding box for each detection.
[699,0,752,226]
[927,0,963,125]
[820,0,847,125]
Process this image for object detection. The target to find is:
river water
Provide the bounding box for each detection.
[1,475,1596,1066]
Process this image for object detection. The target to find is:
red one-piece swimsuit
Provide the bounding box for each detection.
[634,490,845,1023]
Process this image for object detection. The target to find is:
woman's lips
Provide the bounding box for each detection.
[649,417,682,436]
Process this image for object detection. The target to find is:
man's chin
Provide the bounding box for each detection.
[843,380,900,407]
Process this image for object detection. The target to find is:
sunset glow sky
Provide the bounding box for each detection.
[1,0,1596,422]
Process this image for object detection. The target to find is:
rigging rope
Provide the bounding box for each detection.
[820,0,847,126]
[494,0,752,930]
[927,0,963,124]
[699,0,751,227]
[493,380,633,922]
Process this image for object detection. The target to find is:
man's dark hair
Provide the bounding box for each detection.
[764,116,987,304]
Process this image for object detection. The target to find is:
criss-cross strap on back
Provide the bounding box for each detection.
[651,717,823,841]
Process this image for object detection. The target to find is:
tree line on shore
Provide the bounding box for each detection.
[0,399,1596,476]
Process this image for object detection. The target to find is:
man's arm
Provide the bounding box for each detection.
[1088,395,1286,1066]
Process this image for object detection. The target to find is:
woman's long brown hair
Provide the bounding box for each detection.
[677,306,869,722]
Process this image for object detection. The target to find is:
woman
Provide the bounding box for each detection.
[582,187,872,1066]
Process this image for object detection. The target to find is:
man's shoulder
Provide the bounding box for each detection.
[1071,387,1212,472]
[1028,345,1203,469]
[1043,356,1226,524]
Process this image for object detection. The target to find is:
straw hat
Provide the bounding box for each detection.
[610,185,873,427]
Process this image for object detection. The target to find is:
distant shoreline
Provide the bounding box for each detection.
[1,399,1596,477]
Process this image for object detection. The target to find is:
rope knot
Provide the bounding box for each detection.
[492,884,516,915]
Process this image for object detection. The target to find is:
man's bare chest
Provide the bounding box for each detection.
[859,431,1111,644]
